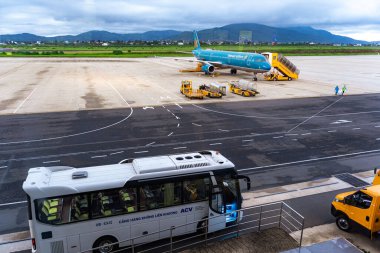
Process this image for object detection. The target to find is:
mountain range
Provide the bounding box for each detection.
[0,23,367,44]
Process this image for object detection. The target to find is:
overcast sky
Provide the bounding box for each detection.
[1,0,380,41]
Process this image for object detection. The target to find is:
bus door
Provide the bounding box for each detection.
[208,172,226,233]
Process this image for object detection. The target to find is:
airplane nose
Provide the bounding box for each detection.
[265,63,271,70]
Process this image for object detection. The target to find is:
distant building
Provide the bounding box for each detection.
[102,42,109,46]
[177,42,184,46]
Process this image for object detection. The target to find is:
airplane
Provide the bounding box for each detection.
[177,31,271,81]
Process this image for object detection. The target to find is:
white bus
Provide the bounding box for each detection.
[23,150,250,253]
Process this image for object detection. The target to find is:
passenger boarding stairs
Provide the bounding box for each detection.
[262,52,300,80]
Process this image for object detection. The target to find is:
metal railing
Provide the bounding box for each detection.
[81,201,304,253]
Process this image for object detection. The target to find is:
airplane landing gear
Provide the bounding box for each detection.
[230,69,237,75]
[253,73,258,81]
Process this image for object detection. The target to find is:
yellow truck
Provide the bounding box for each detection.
[180,80,204,99]
[229,80,259,97]
[331,169,380,238]
[262,52,300,81]
[199,84,223,98]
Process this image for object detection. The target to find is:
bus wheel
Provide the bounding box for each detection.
[93,236,119,253]
[336,215,351,232]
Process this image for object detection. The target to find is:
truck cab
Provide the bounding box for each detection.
[331,169,380,237]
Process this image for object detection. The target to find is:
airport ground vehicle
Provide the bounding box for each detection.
[23,151,251,253]
[180,80,204,99]
[199,84,222,98]
[331,169,380,238]
[229,80,259,97]
[262,52,300,81]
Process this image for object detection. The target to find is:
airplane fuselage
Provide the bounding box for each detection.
[192,48,271,73]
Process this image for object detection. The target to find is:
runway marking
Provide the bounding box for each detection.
[331,120,352,125]
[238,148,380,172]
[273,136,284,139]
[177,123,180,128]
[375,126,380,128]
[242,139,253,142]
[173,147,187,150]
[209,143,222,146]
[110,151,124,155]
[91,155,107,159]
[242,144,252,147]
[43,160,60,164]
[0,84,134,145]
[192,123,202,127]
[352,128,361,130]
[162,105,166,109]
[218,129,229,132]
[168,132,174,136]
[174,103,183,109]
[292,139,298,141]
[167,109,171,113]
[0,166,7,169]
[377,138,380,141]
[0,200,27,207]
[143,106,154,110]
[285,133,298,136]
[134,151,149,154]
[13,87,38,114]
[288,97,344,132]
[328,130,337,133]
[301,133,311,136]
[145,142,156,146]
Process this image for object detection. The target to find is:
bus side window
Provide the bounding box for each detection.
[183,177,209,203]
[35,197,64,224]
[119,187,137,213]
[139,182,181,211]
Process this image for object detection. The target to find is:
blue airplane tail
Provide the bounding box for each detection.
[193,31,201,50]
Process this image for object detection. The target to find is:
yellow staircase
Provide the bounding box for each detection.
[262,52,300,80]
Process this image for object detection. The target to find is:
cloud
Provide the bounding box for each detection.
[1,0,380,41]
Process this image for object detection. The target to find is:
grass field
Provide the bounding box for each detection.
[1,44,380,57]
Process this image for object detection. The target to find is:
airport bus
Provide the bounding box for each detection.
[23,150,250,253]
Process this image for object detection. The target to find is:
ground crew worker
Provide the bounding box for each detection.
[342,85,347,95]
[335,85,339,95]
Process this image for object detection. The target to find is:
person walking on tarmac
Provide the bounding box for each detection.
[342,85,347,95]
[335,85,339,95]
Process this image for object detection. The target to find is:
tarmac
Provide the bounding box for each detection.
[0,55,380,115]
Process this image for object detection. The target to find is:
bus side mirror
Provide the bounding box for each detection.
[235,175,251,191]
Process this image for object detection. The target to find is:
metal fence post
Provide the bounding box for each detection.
[236,210,240,238]
[170,226,174,253]
[205,218,208,246]
[131,238,135,253]
[279,202,284,228]
[299,219,305,253]
[258,206,263,232]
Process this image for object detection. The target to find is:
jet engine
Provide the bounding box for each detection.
[201,64,215,74]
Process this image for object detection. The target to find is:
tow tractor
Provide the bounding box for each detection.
[229,80,259,97]
[199,84,222,98]
[180,80,204,99]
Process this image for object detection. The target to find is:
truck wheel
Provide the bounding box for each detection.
[288,77,292,81]
[274,77,277,81]
[336,215,351,232]
[93,236,118,253]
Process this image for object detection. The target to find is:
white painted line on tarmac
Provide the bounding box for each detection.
[145,142,156,146]
[134,151,149,154]
[0,166,7,169]
[375,126,380,128]
[162,105,166,109]
[43,160,60,164]
[288,97,344,132]
[328,130,337,133]
[292,139,298,141]
[209,143,222,146]
[331,119,352,124]
[173,147,187,150]
[13,87,37,114]
[285,133,298,136]
[177,123,180,128]
[192,123,202,127]
[174,103,183,109]
[242,139,253,142]
[352,128,361,130]
[377,138,380,141]
[0,200,27,207]
[218,129,229,132]
[273,136,284,139]
[301,133,311,136]
[168,132,174,136]
[242,144,252,147]
[142,106,154,110]
[91,155,107,159]
[110,151,124,155]
[238,149,380,172]
[167,109,171,113]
